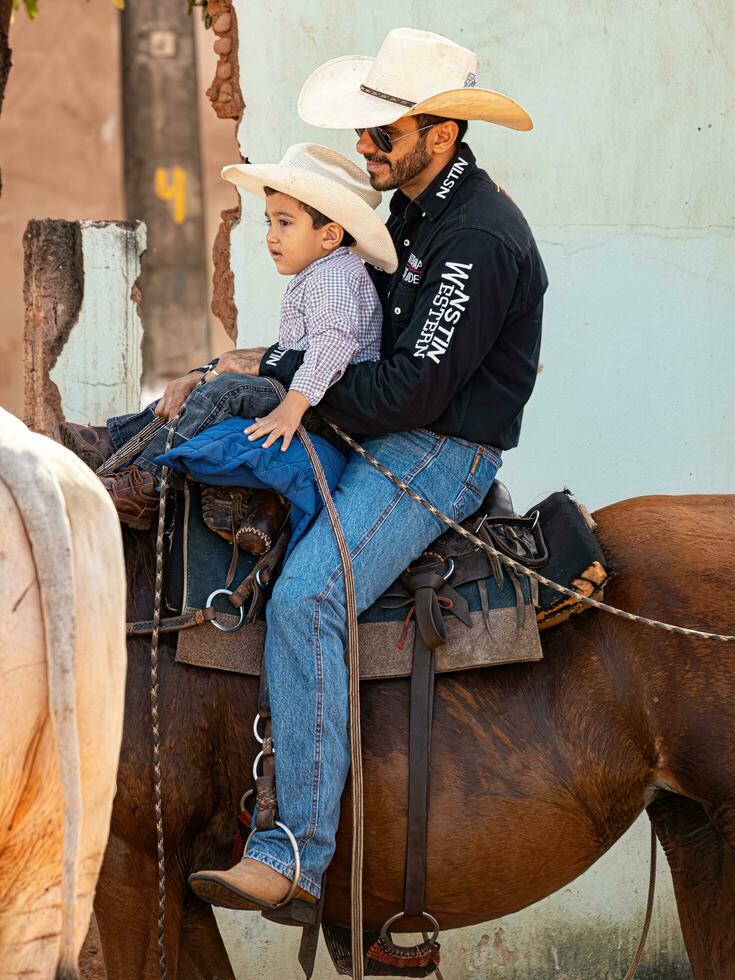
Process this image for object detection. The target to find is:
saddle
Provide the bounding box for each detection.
[127,478,608,978]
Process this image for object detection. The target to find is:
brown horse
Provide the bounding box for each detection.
[92,493,735,979]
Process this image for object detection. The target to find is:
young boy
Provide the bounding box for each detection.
[94,144,397,534]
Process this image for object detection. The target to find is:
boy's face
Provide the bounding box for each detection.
[264,191,343,276]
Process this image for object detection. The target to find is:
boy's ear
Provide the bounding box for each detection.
[321,222,344,252]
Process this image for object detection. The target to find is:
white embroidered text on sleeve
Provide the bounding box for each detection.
[413,260,473,364]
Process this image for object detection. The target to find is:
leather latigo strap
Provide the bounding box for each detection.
[126,607,217,635]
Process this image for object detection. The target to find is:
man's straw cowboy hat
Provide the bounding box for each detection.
[222,143,398,272]
[298,28,532,132]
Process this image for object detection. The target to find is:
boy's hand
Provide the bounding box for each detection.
[245,390,310,451]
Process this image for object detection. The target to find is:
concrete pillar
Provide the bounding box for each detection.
[23,218,145,438]
[120,0,209,384]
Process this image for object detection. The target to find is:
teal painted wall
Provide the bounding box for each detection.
[221,2,733,975]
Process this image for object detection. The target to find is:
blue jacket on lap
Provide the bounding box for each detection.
[155,416,346,552]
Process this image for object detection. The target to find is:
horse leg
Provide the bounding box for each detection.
[178,900,236,980]
[648,792,735,978]
[94,832,185,979]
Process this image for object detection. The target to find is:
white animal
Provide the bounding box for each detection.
[0,410,126,979]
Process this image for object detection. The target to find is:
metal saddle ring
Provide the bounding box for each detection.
[206,588,246,632]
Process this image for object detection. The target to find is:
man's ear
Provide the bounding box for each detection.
[430,120,460,157]
[321,222,344,252]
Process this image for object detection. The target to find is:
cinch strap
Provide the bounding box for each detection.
[360,83,416,108]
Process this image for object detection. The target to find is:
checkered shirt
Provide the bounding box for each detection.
[279,248,382,406]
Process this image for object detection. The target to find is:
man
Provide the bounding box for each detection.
[185,28,547,912]
[71,27,547,912]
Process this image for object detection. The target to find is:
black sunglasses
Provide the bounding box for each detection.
[355,123,437,154]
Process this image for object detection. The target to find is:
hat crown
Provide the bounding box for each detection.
[278,143,380,211]
[364,28,478,106]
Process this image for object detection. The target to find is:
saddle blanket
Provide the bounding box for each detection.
[171,483,543,680]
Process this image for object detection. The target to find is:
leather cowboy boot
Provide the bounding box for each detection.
[59,421,115,471]
[236,490,290,555]
[188,857,316,912]
[100,465,159,530]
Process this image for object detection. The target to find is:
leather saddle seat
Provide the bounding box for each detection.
[483,479,514,519]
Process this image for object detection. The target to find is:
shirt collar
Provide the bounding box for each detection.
[286,246,349,292]
[388,143,477,222]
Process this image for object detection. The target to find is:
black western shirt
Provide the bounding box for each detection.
[260,144,548,450]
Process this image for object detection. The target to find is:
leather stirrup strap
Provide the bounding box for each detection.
[255,669,278,831]
[402,572,447,918]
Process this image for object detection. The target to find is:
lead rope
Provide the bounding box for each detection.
[623,824,657,980]
[327,421,668,980]
[265,380,366,980]
[328,423,735,644]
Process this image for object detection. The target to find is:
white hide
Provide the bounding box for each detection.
[0,409,127,978]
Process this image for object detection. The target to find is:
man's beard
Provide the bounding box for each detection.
[365,135,433,191]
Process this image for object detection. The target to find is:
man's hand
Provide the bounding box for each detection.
[244,390,310,451]
[154,372,202,421]
[216,347,268,376]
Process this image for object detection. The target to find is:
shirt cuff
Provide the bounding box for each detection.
[189,357,218,375]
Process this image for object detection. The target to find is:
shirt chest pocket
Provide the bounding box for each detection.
[388,283,419,325]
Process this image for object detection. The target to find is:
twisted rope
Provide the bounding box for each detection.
[149,385,205,979]
[329,423,735,643]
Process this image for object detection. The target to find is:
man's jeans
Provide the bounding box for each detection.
[248,430,500,896]
[106,372,341,475]
[108,377,501,897]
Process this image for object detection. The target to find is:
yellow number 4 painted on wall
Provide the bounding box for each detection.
[154,167,187,224]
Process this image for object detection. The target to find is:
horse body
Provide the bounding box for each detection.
[96,493,735,978]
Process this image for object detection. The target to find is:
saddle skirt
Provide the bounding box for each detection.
[166,481,608,681]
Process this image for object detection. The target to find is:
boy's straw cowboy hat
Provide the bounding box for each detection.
[298,27,532,132]
[222,143,398,272]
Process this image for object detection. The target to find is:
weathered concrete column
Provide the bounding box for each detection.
[23,218,145,439]
[120,0,210,383]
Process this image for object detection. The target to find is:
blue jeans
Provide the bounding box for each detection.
[247,428,501,896]
[108,377,501,896]
[106,373,342,475]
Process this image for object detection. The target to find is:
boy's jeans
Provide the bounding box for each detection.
[106,372,340,475]
[108,376,501,897]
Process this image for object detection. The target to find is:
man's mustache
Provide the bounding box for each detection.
[364,154,391,166]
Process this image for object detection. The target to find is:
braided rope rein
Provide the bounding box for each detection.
[329,423,735,644]
[148,390,204,979]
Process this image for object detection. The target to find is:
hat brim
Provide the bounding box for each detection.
[221,162,398,273]
[298,54,533,131]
